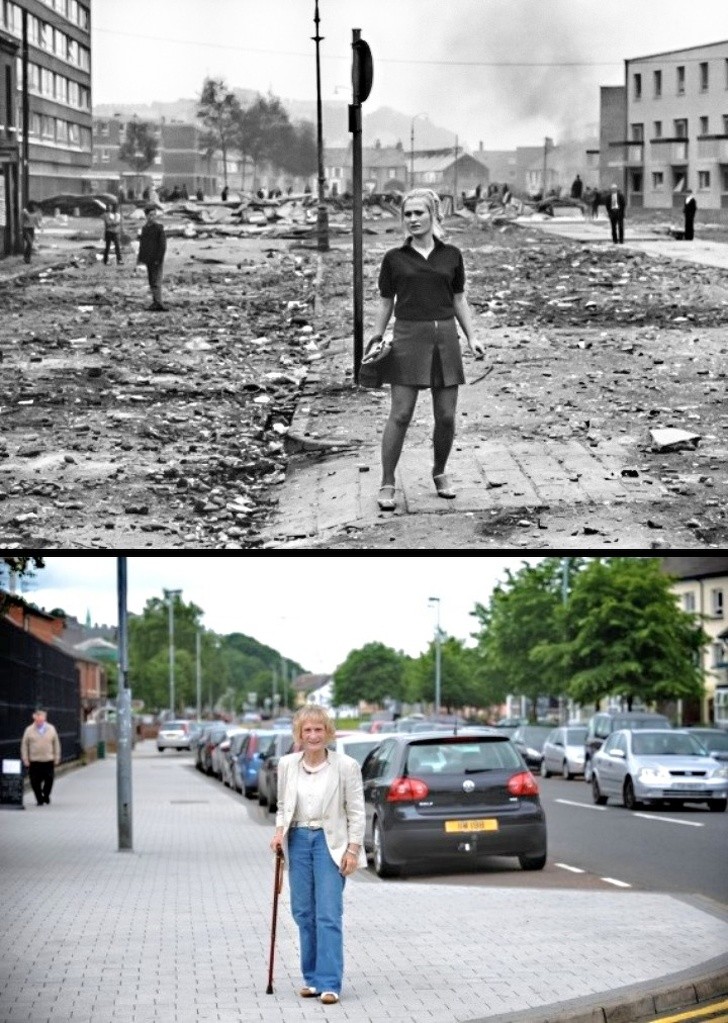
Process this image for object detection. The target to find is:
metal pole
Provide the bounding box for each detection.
[429,597,441,716]
[542,137,548,198]
[21,8,29,209]
[351,29,363,381]
[164,589,181,717]
[453,136,458,210]
[410,120,414,190]
[196,630,202,723]
[116,558,133,851]
[313,0,329,251]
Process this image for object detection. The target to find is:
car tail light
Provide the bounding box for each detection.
[386,777,430,802]
[507,771,540,797]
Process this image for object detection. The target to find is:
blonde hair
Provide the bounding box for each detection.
[401,188,445,239]
[292,705,336,744]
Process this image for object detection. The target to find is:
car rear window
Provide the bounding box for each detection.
[164,721,187,730]
[406,739,522,774]
[615,716,670,730]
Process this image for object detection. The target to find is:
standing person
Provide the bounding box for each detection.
[101,200,123,265]
[365,187,484,512]
[21,708,61,806]
[270,706,365,1006]
[607,182,626,243]
[136,204,167,311]
[684,188,697,241]
[570,174,583,199]
[21,200,42,264]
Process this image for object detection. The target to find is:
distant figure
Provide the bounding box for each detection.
[607,183,625,243]
[570,174,583,199]
[195,187,203,201]
[102,201,123,265]
[221,185,229,201]
[21,201,42,263]
[136,204,167,311]
[21,708,61,806]
[684,189,697,241]
[474,183,482,199]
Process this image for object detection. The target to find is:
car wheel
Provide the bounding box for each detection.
[592,775,608,805]
[708,799,727,813]
[518,852,547,871]
[268,796,277,814]
[372,820,398,878]
[540,761,551,779]
[258,789,268,807]
[244,786,255,799]
[623,778,641,811]
[562,760,573,781]
[584,759,592,783]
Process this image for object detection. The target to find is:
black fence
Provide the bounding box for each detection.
[0,618,81,763]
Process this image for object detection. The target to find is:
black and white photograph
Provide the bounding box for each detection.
[1,0,728,550]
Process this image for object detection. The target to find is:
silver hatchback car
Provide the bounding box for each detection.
[591,728,728,812]
[156,719,192,752]
[540,725,588,780]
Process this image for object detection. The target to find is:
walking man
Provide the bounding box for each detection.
[684,189,697,241]
[607,183,625,243]
[102,200,123,265]
[21,708,61,806]
[136,204,167,311]
[21,201,42,263]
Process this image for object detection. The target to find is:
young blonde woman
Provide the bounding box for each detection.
[270,706,365,1006]
[368,188,484,511]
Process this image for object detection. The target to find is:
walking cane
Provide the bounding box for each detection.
[266,847,285,994]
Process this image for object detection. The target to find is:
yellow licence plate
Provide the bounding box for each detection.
[444,819,499,833]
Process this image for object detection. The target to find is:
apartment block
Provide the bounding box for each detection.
[600,40,728,217]
[0,0,92,201]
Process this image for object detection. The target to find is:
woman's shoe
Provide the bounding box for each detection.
[320,992,339,1005]
[299,987,318,998]
[433,473,456,499]
[377,485,396,511]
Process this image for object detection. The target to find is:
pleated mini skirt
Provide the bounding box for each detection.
[379,318,465,388]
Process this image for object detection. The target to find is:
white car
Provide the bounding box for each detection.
[540,725,588,780]
[157,720,192,752]
[333,731,396,768]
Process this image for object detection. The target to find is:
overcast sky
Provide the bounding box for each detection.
[92,0,728,149]
[15,555,542,673]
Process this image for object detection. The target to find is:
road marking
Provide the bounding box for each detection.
[600,877,631,888]
[633,812,704,827]
[555,798,608,810]
[651,998,728,1022]
[555,862,585,873]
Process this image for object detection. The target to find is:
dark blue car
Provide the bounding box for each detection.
[232,730,278,798]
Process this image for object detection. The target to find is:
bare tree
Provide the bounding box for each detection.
[198,78,241,190]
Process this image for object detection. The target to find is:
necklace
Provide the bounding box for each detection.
[301,756,328,775]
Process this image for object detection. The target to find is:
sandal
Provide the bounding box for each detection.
[377,485,396,511]
[433,473,457,499]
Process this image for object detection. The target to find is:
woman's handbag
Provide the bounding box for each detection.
[358,335,392,388]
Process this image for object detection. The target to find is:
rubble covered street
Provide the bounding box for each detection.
[2,208,728,550]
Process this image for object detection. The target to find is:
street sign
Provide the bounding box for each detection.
[352,38,373,103]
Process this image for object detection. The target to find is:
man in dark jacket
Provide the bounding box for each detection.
[684,189,697,241]
[607,183,626,243]
[136,204,167,310]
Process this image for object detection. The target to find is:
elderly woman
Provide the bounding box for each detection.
[270,706,365,1006]
[366,187,484,511]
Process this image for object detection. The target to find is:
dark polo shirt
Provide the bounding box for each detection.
[378,237,465,321]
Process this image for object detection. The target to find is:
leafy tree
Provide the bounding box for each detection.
[198,77,241,189]
[118,119,159,191]
[283,120,318,179]
[2,556,45,576]
[332,643,410,707]
[471,558,586,720]
[234,93,292,189]
[562,557,707,710]
[406,636,481,712]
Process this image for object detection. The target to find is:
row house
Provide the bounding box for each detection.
[0,26,20,256]
[1,0,92,201]
[595,39,728,217]
[410,151,489,197]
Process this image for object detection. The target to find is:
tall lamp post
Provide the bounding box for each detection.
[312,0,329,251]
[428,596,441,718]
[163,588,181,717]
[409,113,428,190]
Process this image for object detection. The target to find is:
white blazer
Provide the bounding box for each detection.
[276,750,367,870]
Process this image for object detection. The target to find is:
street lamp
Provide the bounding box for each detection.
[163,589,181,717]
[410,112,428,190]
[428,596,441,718]
[312,0,329,251]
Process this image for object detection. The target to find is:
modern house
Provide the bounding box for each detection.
[0,0,92,200]
[594,39,728,217]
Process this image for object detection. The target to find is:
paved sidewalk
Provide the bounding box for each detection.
[1,744,726,1023]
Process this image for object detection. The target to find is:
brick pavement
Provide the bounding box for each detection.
[1,743,727,1023]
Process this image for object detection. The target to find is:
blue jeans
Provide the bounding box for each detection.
[288,827,345,994]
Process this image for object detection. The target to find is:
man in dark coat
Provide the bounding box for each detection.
[136,204,167,310]
[570,174,583,199]
[607,183,626,243]
[684,189,697,241]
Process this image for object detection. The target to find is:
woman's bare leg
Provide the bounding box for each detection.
[381,384,419,486]
[431,385,459,477]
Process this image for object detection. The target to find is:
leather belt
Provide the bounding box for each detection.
[290,819,323,829]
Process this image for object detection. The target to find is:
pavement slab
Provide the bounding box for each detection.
[1,744,726,1023]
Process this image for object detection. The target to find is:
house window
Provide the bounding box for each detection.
[653,70,662,97]
[633,73,642,100]
[698,170,711,190]
[677,65,685,94]
[631,123,644,142]
[40,67,53,97]
[723,168,728,192]
[653,121,662,138]
[41,114,55,139]
[683,591,696,612]
[652,171,664,189]
[712,643,724,668]
[700,62,709,92]
[55,119,68,143]
[674,118,688,138]
[54,74,68,104]
[100,148,110,163]
[711,588,724,616]
[68,122,80,146]
[723,114,728,134]
[699,116,709,135]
